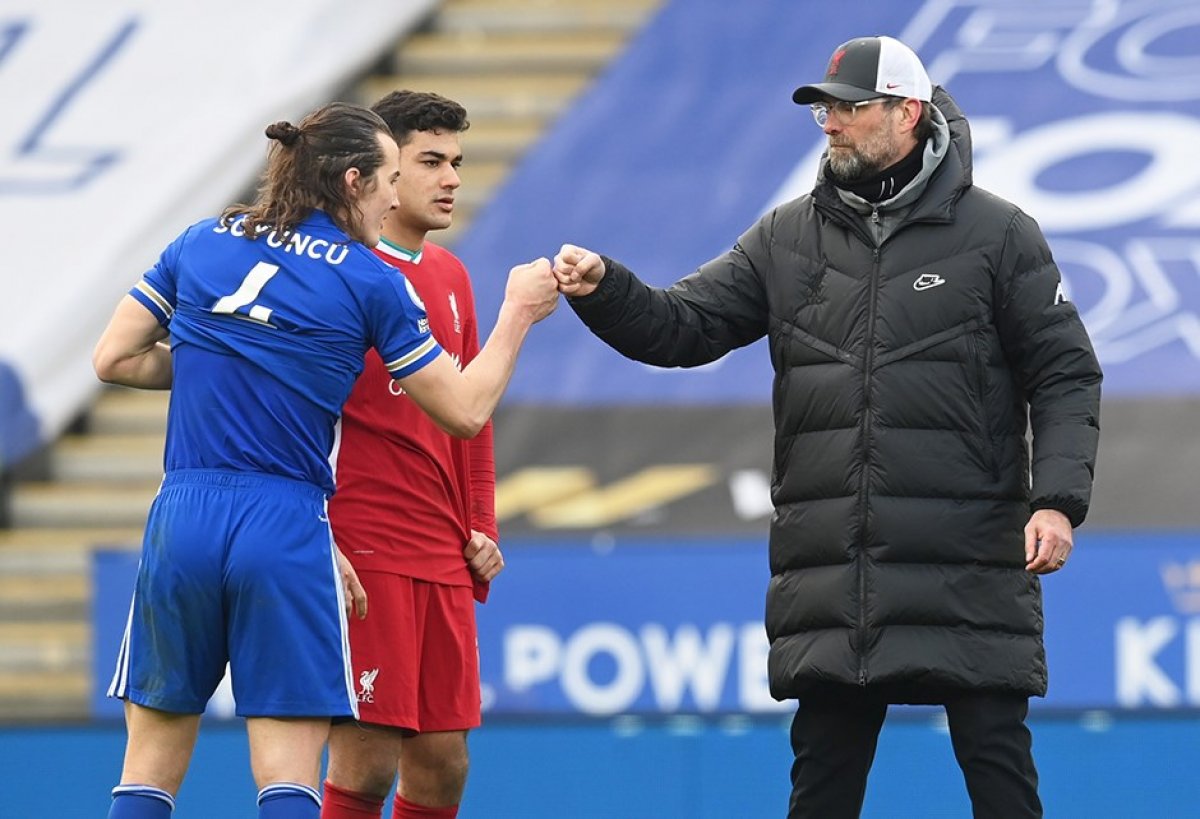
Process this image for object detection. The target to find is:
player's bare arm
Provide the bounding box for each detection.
[93,295,173,389]
[398,258,557,438]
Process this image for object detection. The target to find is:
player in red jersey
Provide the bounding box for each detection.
[321,91,502,819]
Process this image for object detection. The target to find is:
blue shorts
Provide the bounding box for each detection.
[107,469,357,718]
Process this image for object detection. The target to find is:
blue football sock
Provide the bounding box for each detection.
[258,782,321,819]
[109,784,175,818]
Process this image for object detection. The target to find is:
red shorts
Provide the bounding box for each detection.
[347,571,481,732]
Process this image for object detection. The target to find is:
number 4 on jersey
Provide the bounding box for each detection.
[212,261,279,325]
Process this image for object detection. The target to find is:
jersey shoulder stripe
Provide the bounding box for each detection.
[130,280,173,324]
[384,335,440,377]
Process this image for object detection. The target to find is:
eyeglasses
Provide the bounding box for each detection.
[810,98,890,127]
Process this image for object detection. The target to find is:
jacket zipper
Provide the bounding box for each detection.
[966,331,1000,481]
[856,217,882,686]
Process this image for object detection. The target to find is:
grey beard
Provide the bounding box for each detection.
[826,151,885,185]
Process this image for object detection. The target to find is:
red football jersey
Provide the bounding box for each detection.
[329,239,496,600]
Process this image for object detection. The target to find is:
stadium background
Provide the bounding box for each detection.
[2,0,1199,815]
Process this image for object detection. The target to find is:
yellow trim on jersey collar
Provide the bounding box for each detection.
[375,236,424,265]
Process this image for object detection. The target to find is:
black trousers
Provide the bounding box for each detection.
[788,686,1042,819]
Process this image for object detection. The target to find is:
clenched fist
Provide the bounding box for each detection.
[553,244,606,298]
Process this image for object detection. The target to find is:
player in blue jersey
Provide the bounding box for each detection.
[92,101,558,819]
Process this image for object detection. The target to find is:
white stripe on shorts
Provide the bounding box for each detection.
[325,507,359,720]
[106,581,138,698]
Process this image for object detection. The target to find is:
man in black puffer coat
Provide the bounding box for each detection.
[552,35,1101,819]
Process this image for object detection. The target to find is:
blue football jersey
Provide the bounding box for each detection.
[129,210,442,492]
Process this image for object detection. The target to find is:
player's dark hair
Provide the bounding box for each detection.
[371,90,470,146]
[222,102,392,242]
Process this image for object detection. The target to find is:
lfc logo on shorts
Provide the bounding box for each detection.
[357,668,379,703]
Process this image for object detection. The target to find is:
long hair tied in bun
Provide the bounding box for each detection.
[264,121,302,146]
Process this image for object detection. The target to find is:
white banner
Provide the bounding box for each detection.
[0,0,436,466]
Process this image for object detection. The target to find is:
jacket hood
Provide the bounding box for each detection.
[933,85,972,188]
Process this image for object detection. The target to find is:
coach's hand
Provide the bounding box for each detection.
[336,548,368,619]
[553,244,606,298]
[1024,509,1073,575]
[465,530,504,583]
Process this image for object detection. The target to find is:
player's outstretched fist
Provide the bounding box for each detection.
[505,257,559,323]
[553,244,606,298]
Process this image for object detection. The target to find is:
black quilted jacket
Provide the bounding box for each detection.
[569,88,1101,698]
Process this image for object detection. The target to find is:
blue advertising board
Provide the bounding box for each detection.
[93,532,1200,718]
[456,0,1200,402]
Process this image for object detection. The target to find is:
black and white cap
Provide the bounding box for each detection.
[792,36,932,104]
